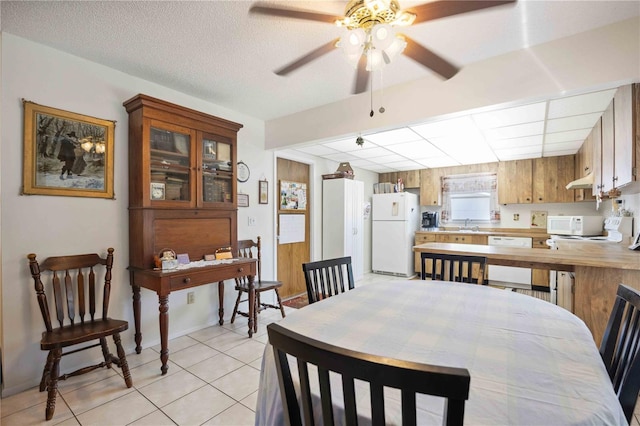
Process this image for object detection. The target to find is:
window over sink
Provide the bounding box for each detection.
[441,173,500,224]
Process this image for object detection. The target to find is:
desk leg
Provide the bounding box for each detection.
[218,281,224,326]
[158,295,169,375]
[131,274,142,354]
[248,275,255,338]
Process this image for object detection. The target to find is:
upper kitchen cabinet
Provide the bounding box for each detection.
[575,122,596,202]
[420,168,442,206]
[612,84,637,190]
[124,94,242,209]
[533,156,575,203]
[498,159,532,204]
[596,84,639,195]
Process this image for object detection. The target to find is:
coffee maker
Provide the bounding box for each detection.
[422,211,438,229]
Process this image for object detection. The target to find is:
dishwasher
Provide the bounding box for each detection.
[487,236,532,288]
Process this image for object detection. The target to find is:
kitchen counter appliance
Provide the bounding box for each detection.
[422,211,438,229]
[547,215,603,236]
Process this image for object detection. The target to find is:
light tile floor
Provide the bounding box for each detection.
[3,272,640,425]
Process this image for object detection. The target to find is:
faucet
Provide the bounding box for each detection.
[465,218,470,228]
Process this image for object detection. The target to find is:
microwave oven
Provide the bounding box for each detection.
[547,216,603,236]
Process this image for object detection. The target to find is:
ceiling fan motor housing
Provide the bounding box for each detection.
[342,0,403,29]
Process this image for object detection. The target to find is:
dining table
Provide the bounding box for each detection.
[255,279,627,425]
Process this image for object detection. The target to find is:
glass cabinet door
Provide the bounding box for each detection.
[149,126,192,203]
[201,136,233,204]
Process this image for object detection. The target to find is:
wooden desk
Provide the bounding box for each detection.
[129,258,257,374]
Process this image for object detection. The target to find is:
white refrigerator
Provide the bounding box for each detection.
[372,192,420,277]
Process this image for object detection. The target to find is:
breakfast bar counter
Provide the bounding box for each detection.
[414,242,640,344]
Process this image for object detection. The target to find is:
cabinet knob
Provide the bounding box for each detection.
[183,277,191,284]
[237,268,244,273]
[538,197,543,201]
[584,166,590,172]
[613,176,618,182]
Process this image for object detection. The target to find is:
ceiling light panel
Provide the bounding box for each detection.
[410,116,477,139]
[363,128,422,146]
[494,145,542,157]
[545,112,602,133]
[543,140,584,152]
[487,135,542,149]
[416,156,461,168]
[471,102,546,129]
[386,160,426,170]
[350,146,393,159]
[483,121,544,141]
[368,153,408,164]
[323,152,362,162]
[547,89,616,118]
[544,128,591,144]
[321,138,365,152]
[385,140,443,157]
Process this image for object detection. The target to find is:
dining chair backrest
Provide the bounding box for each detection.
[421,252,487,285]
[301,256,354,304]
[599,283,640,423]
[267,322,470,426]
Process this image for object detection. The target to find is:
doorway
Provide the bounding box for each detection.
[276,158,310,299]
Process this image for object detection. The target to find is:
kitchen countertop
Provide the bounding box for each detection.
[413,242,640,271]
[418,228,550,238]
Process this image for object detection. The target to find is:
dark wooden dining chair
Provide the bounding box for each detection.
[302,256,354,304]
[27,248,132,420]
[268,322,470,426]
[231,237,286,332]
[599,283,640,423]
[421,252,487,285]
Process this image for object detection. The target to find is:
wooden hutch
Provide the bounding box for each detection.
[123,94,256,374]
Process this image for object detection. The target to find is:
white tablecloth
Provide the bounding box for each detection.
[255,280,626,425]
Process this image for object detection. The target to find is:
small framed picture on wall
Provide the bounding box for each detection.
[259,180,268,204]
[238,193,249,207]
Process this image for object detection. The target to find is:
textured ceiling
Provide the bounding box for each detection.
[2,0,639,170]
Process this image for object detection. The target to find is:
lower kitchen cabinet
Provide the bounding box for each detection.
[532,236,550,287]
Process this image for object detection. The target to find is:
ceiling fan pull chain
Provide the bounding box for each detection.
[370,68,374,117]
[379,69,385,114]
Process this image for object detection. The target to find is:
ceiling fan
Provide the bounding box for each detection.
[250,0,516,95]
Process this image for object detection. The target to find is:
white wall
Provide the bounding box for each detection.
[0,33,381,396]
[0,33,273,396]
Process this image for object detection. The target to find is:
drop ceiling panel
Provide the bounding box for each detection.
[471,102,546,129]
[547,89,617,118]
[545,129,591,144]
[488,135,543,149]
[545,112,602,133]
[483,121,545,141]
[363,128,423,146]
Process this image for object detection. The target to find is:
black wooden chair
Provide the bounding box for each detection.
[27,248,132,420]
[599,283,640,423]
[267,322,471,426]
[302,256,354,304]
[421,252,487,285]
[231,237,286,332]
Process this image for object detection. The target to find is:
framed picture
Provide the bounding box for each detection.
[150,182,165,200]
[22,100,115,199]
[238,193,249,207]
[280,180,307,210]
[259,180,268,204]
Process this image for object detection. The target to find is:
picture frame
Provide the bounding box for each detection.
[259,180,268,204]
[22,100,115,199]
[150,182,166,200]
[238,193,249,207]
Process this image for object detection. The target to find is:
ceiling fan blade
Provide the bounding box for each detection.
[353,53,369,94]
[250,3,340,24]
[408,0,516,25]
[403,36,459,79]
[275,38,339,76]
